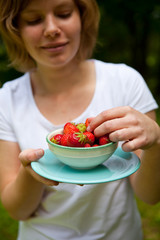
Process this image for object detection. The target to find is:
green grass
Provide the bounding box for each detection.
[0,202,18,239]
[1,199,160,239]
[136,199,160,240]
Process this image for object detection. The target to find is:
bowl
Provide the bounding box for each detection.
[46,129,118,169]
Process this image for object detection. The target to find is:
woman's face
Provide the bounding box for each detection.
[18,0,81,69]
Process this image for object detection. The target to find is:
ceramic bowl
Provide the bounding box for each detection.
[46,129,118,169]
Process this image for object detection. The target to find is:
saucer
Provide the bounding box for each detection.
[31,148,140,184]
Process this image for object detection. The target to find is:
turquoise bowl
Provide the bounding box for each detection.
[46,129,118,169]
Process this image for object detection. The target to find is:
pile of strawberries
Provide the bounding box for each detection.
[50,119,111,148]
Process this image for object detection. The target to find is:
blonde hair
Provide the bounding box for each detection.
[0,0,100,72]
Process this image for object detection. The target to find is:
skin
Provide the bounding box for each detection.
[0,0,160,222]
[18,0,82,69]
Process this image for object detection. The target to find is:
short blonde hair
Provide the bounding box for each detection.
[0,0,100,72]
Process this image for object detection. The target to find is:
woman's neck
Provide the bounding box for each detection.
[30,60,90,96]
[29,60,96,125]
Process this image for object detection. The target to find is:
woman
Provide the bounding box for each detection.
[0,0,160,239]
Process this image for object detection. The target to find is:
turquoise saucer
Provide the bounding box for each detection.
[31,147,140,184]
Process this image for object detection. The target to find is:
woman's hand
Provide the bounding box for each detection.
[19,148,59,186]
[87,106,160,152]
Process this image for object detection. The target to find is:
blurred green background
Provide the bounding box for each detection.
[0,0,160,239]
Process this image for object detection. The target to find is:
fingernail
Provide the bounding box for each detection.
[87,126,91,132]
[35,149,44,159]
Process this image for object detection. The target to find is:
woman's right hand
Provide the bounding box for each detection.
[19,148,59,186]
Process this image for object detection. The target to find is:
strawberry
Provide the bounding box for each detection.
[67,132,87,147]
[85,118,90,127]
[92,144,99,147]
[99,134,110,145]
[84,143,91,147]
[61,134,70,146]
[76,123,87,133]
[63,122,79,134]
[83,132,95,146]
[50,134,63,145]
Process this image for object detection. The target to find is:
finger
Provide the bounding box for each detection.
[88,106,131,132]
[122,140,138,152]
[19,149,44,167]
[122,137,145,152]
[93,117,132,137]
[19,149,59,186]
[86,117,95,123]
[109,126,142,142]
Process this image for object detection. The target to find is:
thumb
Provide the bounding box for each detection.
[19,148,44,167]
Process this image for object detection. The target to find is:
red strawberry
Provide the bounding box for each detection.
[83,132,95,146]
[76,123,87,133]
[92,144,99,147]
[84,143,91,147]
[50,134,63,145]
[63,122,79,134]
[61,134,70,146]
[85,118,90,127]
[99,134,110,145]
[67,132,87,147]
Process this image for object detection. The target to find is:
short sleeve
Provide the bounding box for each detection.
[119,64,158,113]
[0,85,17,142]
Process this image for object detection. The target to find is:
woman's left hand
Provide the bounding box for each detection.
[87,106,160,152]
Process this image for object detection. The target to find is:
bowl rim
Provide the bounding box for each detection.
[46,130,117,150]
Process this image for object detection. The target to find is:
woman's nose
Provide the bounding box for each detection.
[43,15,61,38]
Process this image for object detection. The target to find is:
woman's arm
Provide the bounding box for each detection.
[129,111,160,205]
[0,140,58,220]
[88,107,160,204]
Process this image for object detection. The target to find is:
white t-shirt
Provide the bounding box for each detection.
[0,60,158,240]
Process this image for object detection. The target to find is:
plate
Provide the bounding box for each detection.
[31,148,140,184]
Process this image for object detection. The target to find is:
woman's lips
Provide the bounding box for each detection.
[41,42,68,52]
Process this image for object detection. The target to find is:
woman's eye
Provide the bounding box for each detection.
[25,18,42,25]
[58,12,72,19]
